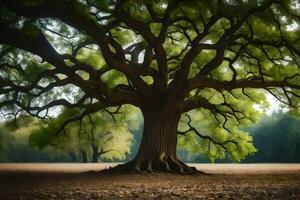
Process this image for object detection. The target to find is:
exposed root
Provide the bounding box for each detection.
[177,159,207,175]
[102,161,134,173]
[169,157,184,174]
[158,152,171,172]
[146,159,153,173]
[100,157,208,175]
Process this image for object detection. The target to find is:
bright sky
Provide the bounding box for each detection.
[265,94,287,115]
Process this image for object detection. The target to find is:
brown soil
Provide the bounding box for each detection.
[0,163,299,200]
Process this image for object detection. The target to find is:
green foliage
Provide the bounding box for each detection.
[110,29,136,45]
[177,86,270,162]
[77,48,106,68]
[178,108,257,162]
[29,105,140,162]
[102,70,128,90]
[0,117,71,162]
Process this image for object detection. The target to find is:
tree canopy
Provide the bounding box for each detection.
[0,0,299,173]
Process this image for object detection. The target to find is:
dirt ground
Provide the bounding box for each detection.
[0,163,299,200]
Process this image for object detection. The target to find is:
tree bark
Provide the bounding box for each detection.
[132,111,179,171]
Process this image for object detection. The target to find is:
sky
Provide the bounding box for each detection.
[265,94,287,115]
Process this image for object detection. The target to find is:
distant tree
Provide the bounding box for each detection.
[0,126,11,162]
[0,0,299,173]
[0,112,137,162]
[29,107,137,162]
[0,116,70,162]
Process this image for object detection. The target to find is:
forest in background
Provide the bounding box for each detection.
[1,111,300,163]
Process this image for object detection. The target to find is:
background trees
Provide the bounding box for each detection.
[29,106,139,162]
[0,105,140,162]
[0,116,70,162]
[246,112,300,163]
[177,112,300,163]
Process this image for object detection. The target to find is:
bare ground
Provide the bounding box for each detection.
[0,163,299,200]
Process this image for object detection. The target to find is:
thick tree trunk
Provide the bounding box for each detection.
[132,113,179,171]
[106,107,199,174]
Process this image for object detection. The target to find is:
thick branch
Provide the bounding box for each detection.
[186,77,300,92]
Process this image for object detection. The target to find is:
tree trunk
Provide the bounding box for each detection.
[68,151,77,162]
[91,143,99,163]
[106,107,198,174]
[132,112,179,171]
[81,150,88,163]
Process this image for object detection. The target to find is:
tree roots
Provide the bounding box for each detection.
[101,155,207,175]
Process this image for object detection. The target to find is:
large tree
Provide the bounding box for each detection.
[0,0,299,173]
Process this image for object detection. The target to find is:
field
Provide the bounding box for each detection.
[0,163,299,199]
